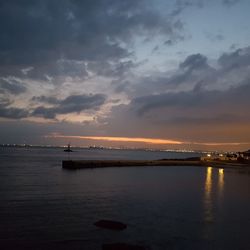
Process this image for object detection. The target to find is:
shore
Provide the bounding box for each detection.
[62,158,250,171]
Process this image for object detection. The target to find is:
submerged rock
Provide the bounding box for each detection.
[102,242,146,250]
[94,220,127,231]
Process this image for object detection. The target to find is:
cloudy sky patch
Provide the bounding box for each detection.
[0,0,250,150]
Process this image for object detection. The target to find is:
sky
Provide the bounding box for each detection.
[1,0,250,151]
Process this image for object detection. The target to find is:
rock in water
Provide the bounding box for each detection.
[94,220,127,231]
[102,243,146,250]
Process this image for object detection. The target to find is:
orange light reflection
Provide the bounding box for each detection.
[204,167,213,223]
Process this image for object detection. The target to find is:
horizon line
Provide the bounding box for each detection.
[45,134,250,147]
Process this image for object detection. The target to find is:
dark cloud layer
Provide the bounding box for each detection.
[31,95,59,105]
[32,94,106,119]
[179,53,208,71]
[0,102,29,119]
[218,47,250,70]
[123,46,250,99]
[129,47,250,118]
[0,78,26,94]
[0,93,106,120]
[0,0,183,81]
[132,80,250,116]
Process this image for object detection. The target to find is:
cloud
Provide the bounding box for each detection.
[132,81,250,116]
[119,45,250,100]
[218,47,250,71]
[26,60,89,81]
[32,94,106,119]
[222,0,241,7]
[173,0,240,13]
[171,0,204,16]
[122,53,215,98]
[0,106,28,119]
[0,93,106,120]
[164,39,176,46]
[129,46,250,114]
[0,0,184,82]
[87,60,134,78]
[31,95,59,105]
[0,78,26,94]
[179,53,209,71]
[205,32,224,42]
[0,102,29,119]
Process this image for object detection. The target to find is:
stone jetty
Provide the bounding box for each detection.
[62,158,203,169]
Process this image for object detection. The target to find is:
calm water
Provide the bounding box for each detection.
[0,147,249,250]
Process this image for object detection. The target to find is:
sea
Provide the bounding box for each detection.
[0,147,249,250]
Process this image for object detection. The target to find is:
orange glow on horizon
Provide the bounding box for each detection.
[47,135,183,145]
[45,134,250,147]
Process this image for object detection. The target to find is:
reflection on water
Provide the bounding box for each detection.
[203,167,225,240]
[203,167,225,223]
[218,168,224,199]
[204,167,213,223]
[1,148,250,249]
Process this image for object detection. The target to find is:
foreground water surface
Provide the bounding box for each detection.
[0,147,249,249]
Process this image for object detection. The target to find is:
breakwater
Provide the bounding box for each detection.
[62,158,250,170]
[62,158,203,169]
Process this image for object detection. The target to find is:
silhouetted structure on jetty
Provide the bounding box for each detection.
[64,143,73,152]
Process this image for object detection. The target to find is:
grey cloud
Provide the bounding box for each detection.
[60,94,106,110]
[171,0,241,18]
[179,53,208,71]
[205,32,224,42]
[218,47,250,71]
[25,60,89,81]
[0,0,183,81]
[165,113,246,125]
[171,0,204,17]
[132,80,250,115]
[32,94,106,119]
[87,60,134,78]
[170,48,250,89]
[222,0,240,6]
[0,93,106,120]
[112,80,131,93]
[132,89,215,115]
[164,40,175,46]
[32,106,57,119]
[0,78,26,94]
[152,46,159,52]
[0,102,29,119]
[125,53,215,97]
[0,107,29,119]
[31,95,59,105]
[122,46,250,99]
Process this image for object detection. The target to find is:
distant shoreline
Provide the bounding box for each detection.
[0,144,202,153]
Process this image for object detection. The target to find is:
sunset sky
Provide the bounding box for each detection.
[1,0,250,151]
